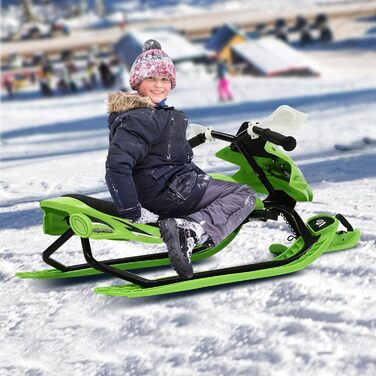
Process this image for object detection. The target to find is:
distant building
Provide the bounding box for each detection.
[231,37,320,76]
[115,27,209,70]
[205,23,247,69]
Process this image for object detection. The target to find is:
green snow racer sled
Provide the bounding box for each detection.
[16,106,361,298]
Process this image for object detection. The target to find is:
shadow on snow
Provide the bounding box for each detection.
[299,151,376,183]
[0,207,41,229]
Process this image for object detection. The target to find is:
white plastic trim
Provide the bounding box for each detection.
[189,123,214,142]
[257,105,308,135]
[247,121,260,139]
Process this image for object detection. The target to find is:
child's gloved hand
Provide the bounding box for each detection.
[133,207,159,224]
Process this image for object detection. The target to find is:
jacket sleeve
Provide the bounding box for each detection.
[105,112,161,220]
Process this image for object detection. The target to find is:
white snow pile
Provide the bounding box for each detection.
[1,42,376,375]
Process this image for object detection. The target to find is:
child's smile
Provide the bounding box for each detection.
[138,76,172,104]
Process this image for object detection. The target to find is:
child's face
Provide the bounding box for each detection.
[137,76,172,104]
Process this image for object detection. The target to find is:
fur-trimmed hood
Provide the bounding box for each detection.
[107,92,155,113]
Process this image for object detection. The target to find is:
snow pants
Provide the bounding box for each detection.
[187,178,256,245]
[218,78,233,101]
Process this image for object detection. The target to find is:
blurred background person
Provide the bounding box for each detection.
[86,60,98,89]
[65,59,79,93]
[98,61,115,88]
[2,74,14,98]
[38,55,54,96]
[216,58,233,102]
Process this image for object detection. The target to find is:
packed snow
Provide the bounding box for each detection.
[1,34,376,376]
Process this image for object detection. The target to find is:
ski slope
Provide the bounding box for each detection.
[1,47,376,375]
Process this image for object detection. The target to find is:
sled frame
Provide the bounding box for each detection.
[41,201,316,288]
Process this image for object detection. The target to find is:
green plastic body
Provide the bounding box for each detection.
[214,143,313,202]
[41,197,162,243]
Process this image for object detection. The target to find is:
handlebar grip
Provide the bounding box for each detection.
[252,126,296,151]
[188,133,207,148]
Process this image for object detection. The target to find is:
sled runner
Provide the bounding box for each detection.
[16,106,361,298]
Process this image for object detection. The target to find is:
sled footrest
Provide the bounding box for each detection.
[335,213,353,232]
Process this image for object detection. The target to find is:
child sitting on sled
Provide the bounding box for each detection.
[105,39,257,279]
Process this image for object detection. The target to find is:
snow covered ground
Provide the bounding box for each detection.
[1,40,376,375]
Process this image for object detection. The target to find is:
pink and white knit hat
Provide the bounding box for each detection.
[129,39,176,90]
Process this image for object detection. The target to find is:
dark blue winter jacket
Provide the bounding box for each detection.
[105,92,209,220]
[217,61,228,79]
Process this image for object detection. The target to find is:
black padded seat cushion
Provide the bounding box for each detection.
[63,194,119,217]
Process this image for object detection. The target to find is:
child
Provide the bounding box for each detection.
[216,59,233,102]
[106,40,256,279]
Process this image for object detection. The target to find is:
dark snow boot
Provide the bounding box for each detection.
[159,218,208,279]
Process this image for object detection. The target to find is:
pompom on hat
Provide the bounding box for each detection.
[129,39,176,90]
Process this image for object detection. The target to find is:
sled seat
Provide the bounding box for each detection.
[41,186,263,242]
[40,194,162,243]
[63,194,127,217]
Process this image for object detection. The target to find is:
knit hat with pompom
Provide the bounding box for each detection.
[129,39,176,90]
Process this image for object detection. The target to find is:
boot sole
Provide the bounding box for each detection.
[159,219,194,279]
